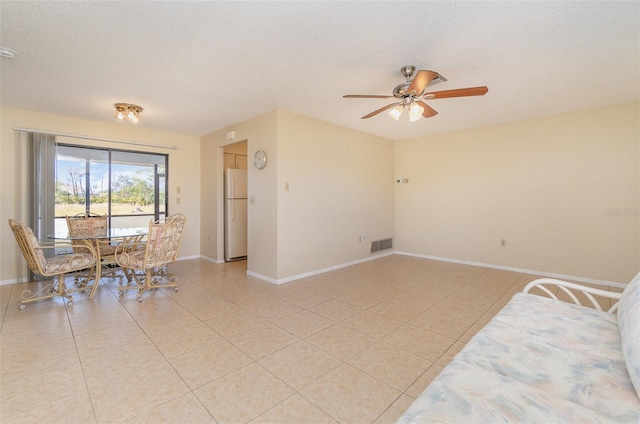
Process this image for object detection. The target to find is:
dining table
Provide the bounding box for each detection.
[48,227,148,299]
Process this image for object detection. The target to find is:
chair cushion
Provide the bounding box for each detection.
[618,271,640,399]
[98,244,118,257]
[67,215,108,237]
[24,225,47,269]
[116,250,146,269]
[43,253,94,274]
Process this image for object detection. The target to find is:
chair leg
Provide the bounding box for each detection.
[19,274,74,310]
[148,266,179,292]
[57,274,75,306]
[88,259,102,300]
[138,269,153,301]
[118,267,146,302]
[116,266,178,302]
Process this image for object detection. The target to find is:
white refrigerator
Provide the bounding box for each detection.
[224,169,248,261]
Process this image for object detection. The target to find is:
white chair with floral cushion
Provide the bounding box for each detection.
[114,213,186,301]
[8,219,97,309]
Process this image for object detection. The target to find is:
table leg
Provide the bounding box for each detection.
[89,240,102,300]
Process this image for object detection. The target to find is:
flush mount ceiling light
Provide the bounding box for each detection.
[114,103,143,124]
[0,46,17,58]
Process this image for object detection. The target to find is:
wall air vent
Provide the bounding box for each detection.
[371,238,393,253]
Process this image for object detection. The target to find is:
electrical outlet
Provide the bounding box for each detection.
[359,235,366,243]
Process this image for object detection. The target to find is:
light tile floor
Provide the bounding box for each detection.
[0,255,619,423]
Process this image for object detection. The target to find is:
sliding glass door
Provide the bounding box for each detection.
[54,144,168,233]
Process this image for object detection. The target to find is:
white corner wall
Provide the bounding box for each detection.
[395,102,640,283]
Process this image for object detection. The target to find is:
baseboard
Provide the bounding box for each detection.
[394,251,629,289]
[195,255,224,264]
[246,271,277,284]
[0,277,28,286]
[248,251,395,285]
[176,254,202,262]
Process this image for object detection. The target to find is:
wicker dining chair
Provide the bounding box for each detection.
[8,219,97,309]
[66,212,118,258]
[66,212,121,292]
[114,213,186,301]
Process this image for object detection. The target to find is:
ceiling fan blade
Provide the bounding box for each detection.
[407,70,437,95]
[424,86,489,99]
[343,94,397,99]
[361,102,400,119]
[416,100,438,118]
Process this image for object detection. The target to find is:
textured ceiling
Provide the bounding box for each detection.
[1,1,638,141]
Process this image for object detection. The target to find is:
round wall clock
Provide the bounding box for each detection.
[253,150,267,169]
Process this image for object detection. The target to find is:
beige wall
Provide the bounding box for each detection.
[200,110,278,278]
[276,110,395,279]
[1,107,201,284]
[395,102,640,284]
[3,102,637,285]
[200,109,395,282]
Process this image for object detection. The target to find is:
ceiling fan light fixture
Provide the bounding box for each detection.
[114,103,143,124]
[388,105,404,121]
[408,102,424,122]
[343,65,488,122]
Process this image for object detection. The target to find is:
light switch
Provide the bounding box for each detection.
[250,196,255,205]
[285,182,290,191]
[176,186,181,194]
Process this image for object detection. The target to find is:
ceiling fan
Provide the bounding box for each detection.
[343,65,488,121]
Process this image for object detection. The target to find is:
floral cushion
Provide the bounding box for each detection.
[24,225,47,269]
[618,271,640,399]
[398,360,622,423]
[97,243,118,257]
[116,250,146,269]
[43,252,94,274]
[397,292,640,423]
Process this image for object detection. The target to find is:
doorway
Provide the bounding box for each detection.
[223,141,248,261]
